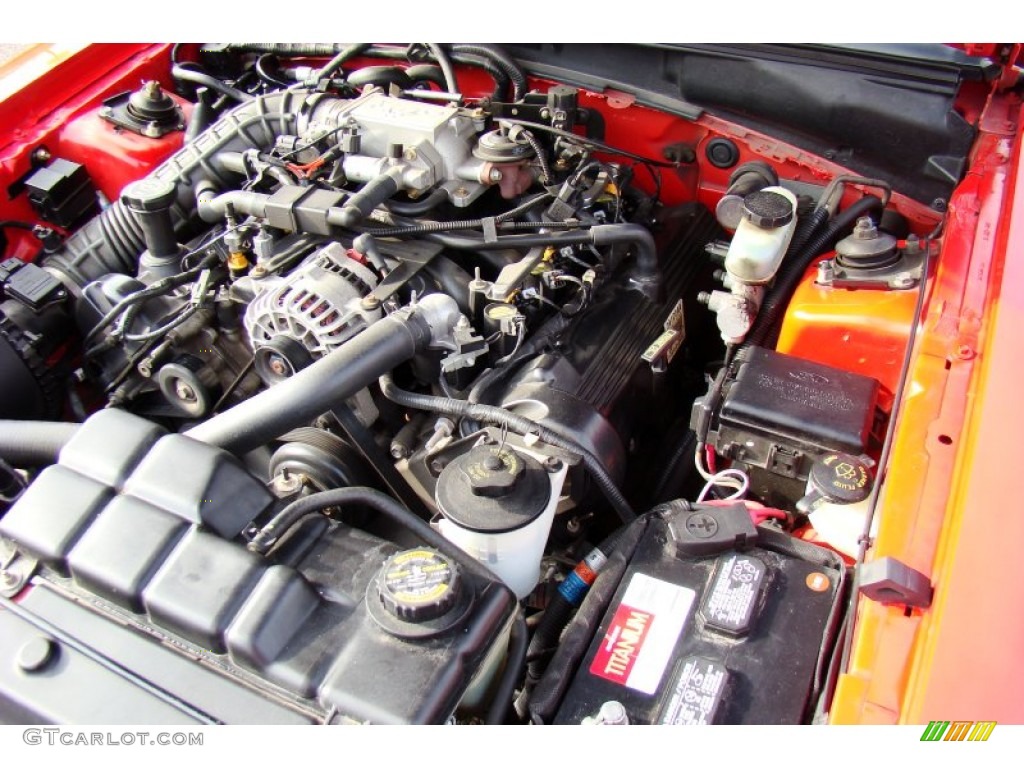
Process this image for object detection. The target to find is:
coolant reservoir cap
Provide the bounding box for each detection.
[809,452,872,505]
[435,446,551,533]
[742,190,794,229]
[377,548,461,623]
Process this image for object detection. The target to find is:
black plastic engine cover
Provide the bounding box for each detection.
[0,410,516,724]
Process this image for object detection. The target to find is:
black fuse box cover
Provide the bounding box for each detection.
[708,346,879,481]
[554,509,844,725]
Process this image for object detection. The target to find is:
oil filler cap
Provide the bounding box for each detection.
[377,548,461,623]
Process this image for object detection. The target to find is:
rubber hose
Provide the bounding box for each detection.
[425,44,458,93]
[525,527,625,673]
[248,487,502,589]
[185,301,443,455]
[172,64,252,103]
[450,44,528,101]
[384,188,448,216]
[347,66,413,91]
[44,200,146,285]
[745,196,883,349]
[783,206,829,266]
[486,610,528,725]
[515,526,626,718]
[225,44,344,57]
[447,51,509,101]
[378,374,635,524]
[255,55,291,88]
[318,43,371,80]
[0,420,80,466]
[404,64,447,90]
[46,91,302,287]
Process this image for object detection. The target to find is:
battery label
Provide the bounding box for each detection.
[589,573,696,695]
[659,656,728,725]
[701,553,766,636]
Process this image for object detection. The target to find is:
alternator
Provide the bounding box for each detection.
[244,242,381,383]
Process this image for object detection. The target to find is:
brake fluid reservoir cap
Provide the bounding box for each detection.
[377,548,461,623]
[742,190,794,229]
[809,452,872,505]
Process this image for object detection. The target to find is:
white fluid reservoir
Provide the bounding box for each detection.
[724,186,798,285]
[435,444,567,599]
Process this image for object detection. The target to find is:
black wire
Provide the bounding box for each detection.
[277,124,349,161]
[102,337,162,396]
[255,54,291,88]
[498,118,678,168]
[635,160,662,202]
[0,219,37,232]
[123,305,200,342]
[83,248,221,352]
[425,43,457,93]
[211,357,256,414]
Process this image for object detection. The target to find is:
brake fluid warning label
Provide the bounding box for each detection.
[659,656,728,725]
[589,573,696,695]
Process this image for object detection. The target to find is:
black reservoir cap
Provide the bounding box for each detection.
[810,452,872,504]
[435,446,551,534]
[121,177,177,212]
[743,190,794,229]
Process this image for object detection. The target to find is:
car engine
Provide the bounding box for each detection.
[0,42,975,725]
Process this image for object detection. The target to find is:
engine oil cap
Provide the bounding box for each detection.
[377,548,461,623]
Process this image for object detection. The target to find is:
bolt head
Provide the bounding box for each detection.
[16,637,58,673]
[174,381,197,401]
[892,272,915,289]
[268,356,288,376]
[543,456,563,473]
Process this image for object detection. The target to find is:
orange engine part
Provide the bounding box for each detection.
[776,257,918,412]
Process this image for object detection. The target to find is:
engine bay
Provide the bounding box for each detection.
[0,42,983,725]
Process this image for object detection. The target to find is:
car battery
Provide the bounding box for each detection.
[554,502,845,724]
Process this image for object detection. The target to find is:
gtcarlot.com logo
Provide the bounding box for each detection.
[920,721,997,742]
[22,729,204,747]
